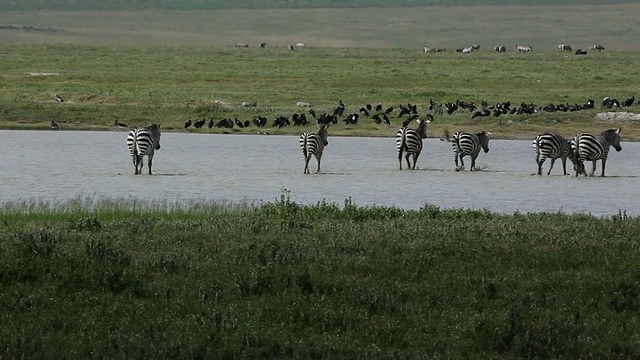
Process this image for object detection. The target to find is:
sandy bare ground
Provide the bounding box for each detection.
[596,112,640,121]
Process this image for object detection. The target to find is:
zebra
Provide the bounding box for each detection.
[572,128,622,177]
[451,131,490,171]
[299,124,329,174]
[127,124,162,175]
[532,132,584,176]
[396,115,432,170]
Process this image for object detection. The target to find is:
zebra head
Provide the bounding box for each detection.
[146,124,162,150]
[317,124,329,146]
[416,116,432,139]
[478,131,491,153]
[603,128,622,152]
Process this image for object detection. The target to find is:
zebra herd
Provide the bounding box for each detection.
[124,122,622,178]
[533,129,622,177]
[299,121,622,176]
[299,119,494,174]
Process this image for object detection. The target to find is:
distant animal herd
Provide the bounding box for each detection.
[232,41,607,55]
[424,43,606,55]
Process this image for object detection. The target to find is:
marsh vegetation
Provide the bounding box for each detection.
[2,196,640,358]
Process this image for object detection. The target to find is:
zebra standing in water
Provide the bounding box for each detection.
[127,124,162,175]
[573,128,622,177]
[396,115,432,170]
[532,132,584,176]
[299,124,329,174]
[451,130,490,171]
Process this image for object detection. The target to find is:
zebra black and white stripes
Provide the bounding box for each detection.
[127,124,162,175]
[396,115,432,170]
[451,131,490,171]
[533,132,582,176]
[299,124,329,174]
[573,128,622,177]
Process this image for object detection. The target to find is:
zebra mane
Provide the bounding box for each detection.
[144,123,161,130]
[601,128,621,138]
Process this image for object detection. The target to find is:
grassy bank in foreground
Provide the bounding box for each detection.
[2,196,640,358]
[0,44,639,140]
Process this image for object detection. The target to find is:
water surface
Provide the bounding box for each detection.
[1,130,638,217]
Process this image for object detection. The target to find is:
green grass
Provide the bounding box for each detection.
[1,43,639,139]
[2,194,640,358]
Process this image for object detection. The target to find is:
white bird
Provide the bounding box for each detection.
[54,94,64,103]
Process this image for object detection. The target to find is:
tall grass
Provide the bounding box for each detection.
[2,194,640,357]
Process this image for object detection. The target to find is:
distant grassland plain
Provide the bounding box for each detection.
[1,3,639,139]
[2,4,640,49]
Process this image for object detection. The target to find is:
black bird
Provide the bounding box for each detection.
[115,120,128,129]
[384,106,394,115]
[359,107,370,117]
[235,118,245,128]
[208,118,214,128]
[366,104,372,111]
[54,94,64,103]
[343,113,359,125]
[471,108,491,119]
[371,114,382,124]
[401,114,419,128]
[194,118,206,128]
[253,116,267,127]
[382,113,391,126]
[308,108,316,119]
[623,96,635,107]
[375,103,383,112]
[244,120,250,128]
[50,120,60,130]
[398,104,411,117]
[184,119,192,129]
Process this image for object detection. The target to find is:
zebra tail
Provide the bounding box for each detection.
[302,134,308,157]
[399,131,407,152]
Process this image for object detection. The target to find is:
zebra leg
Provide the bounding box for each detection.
[304,155,311,174]
[575,161,583,177]
[132,156,139,175]
[470,156,476,171]
[405,153,412,170]
[147,153,154,175]
[136,156,144,175]
[590,160,597,177]
[547,158,556,175]
[600,158,607,177]
[411,153,419,170]
[315,152,323,173]
[398,151,403,170]
[458,155,465,171]
[537,156,545,175]
[560,157,568,176]
[454,152,460,171]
